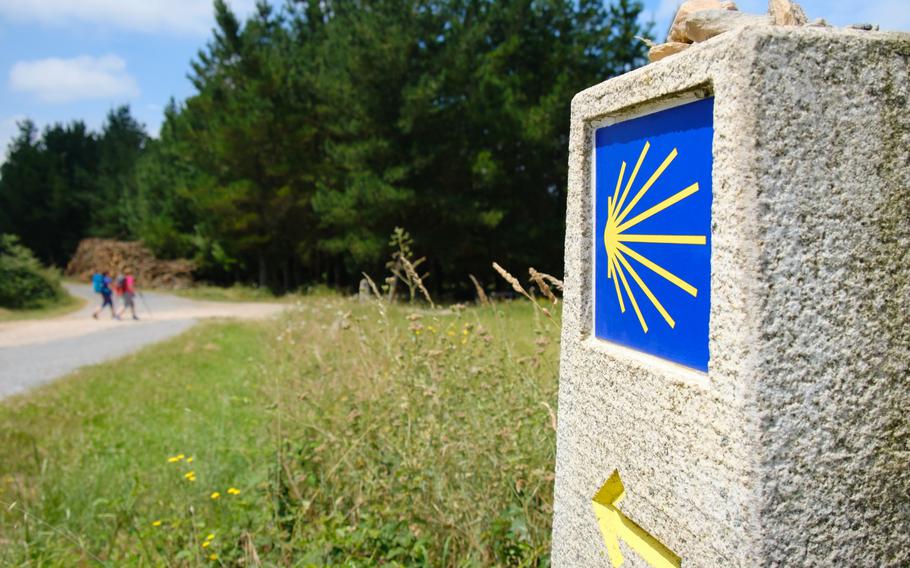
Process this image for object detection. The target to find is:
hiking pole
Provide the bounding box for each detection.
[138,290,153,320]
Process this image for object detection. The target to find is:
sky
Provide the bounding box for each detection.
[0,0,907,158]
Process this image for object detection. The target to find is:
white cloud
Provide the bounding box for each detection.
[9,55,140,104]
[0,0,258,36]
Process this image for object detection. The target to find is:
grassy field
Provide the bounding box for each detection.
[0,292,85,323]
[0,293,560,566]
[170,284,296,303]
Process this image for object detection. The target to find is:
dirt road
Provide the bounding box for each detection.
[0,284,284,398]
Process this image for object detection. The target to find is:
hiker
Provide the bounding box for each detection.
[91,270,118,319]
[116,268,140,320]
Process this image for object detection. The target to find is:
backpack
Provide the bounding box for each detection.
[92,273,104,293]
[115,275,126,294]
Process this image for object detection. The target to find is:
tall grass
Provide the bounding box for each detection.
[0,289,560,565]
[267,294,559,565]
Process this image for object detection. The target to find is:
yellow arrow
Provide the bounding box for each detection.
[591,470,681,568]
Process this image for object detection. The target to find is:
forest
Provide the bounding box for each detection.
[0,0,650,293]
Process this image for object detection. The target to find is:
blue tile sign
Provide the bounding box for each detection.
[594,97,713,371]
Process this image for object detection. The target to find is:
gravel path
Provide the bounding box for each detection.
[0,284,284,399]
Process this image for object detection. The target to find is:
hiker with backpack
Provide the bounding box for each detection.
[91,270,118,320]
[116,268,139,320]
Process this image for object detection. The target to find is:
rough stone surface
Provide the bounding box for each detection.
[554,26,910,567]
[685,10,773,43]
[668,0,738,43]
[358,278,371,302]
[769,0,808,26]
[648,42,691,62]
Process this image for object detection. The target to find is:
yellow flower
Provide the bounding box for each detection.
[206,533,215,541]
[202,541,211,548]
[209,553,218,561]
[210,491,221,500]
[447,330,455,337]
[151,520,162,527]
[462,328,469,336]
[167,453,185,463]
[186,456,194,463]
[227,487,241,495]
[184,471,196,481]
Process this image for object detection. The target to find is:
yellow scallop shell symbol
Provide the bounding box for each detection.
[604,141,706,333]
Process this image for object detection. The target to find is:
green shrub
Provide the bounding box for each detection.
[0,234,65,309]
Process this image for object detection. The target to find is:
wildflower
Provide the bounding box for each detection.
[167,454,185,463]
[202,540,211,548]
[151,520,162,527]
[186,456,194,463]
[184,471,197,482]
[227,487,241,495]
[206,533,215,541]
[209,553,218,561]
[210,491,220,500]
[447,330,456,337]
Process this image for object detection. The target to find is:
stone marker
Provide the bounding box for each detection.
[553,26,909,567]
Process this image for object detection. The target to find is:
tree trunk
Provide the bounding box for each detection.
[258,254,267,289]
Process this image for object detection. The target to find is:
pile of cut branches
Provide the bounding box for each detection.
[65,239,194,289]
